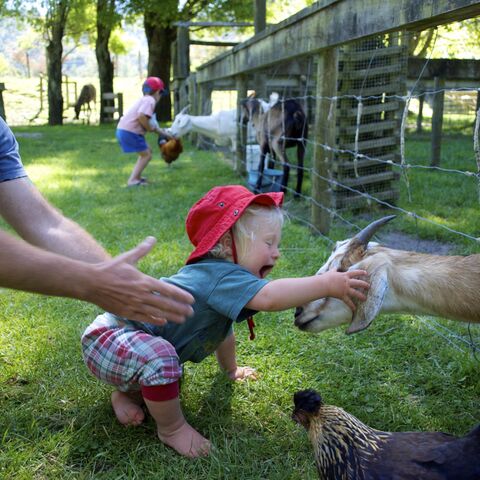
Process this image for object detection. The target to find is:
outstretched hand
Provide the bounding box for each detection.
[85,236,194,325]
[324,269,369,311]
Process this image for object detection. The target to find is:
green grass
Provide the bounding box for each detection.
[1,125,479,479]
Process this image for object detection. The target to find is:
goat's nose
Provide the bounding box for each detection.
[294,307,303,318]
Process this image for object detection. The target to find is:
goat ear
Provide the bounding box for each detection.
[347,267,388,334]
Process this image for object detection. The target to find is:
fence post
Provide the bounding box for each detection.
[312,48,338,235]
[177,27,190,79]
[254,0,266,34]
[236,75,248,174]
[0,83,6,121]
[417,87,424,133]
[431,75,444,167]
[196,82,212,148]
[101,93,123,123]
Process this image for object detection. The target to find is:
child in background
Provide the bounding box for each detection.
[81,185,369,458]
[116,76,171,187]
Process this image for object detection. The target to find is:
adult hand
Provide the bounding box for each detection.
[85,237,194,325]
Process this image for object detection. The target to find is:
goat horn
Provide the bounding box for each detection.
[353,215,396,246]
[179,105,190,114]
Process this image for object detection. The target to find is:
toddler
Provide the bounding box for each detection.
[116,76,171,186]
[81,185,369,458]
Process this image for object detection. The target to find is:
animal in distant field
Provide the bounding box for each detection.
[294,215,480,334]
[74,84,96,120]
[293,389,480,480]
[158,136,183,164]
[241,93,308,197]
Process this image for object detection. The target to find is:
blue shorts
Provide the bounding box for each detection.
[116,129,148,153]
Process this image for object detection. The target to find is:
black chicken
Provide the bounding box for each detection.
[292,389,480,480]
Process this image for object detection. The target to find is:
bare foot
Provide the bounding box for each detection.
[157,421,211,458]
[228,365,258,381]
[111,390,145,426]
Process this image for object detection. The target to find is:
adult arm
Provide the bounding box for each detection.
[0,178,194,324]
[0,177,108,261]
[246,269,369,312]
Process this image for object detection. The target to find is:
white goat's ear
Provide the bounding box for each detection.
[347,268,388,334]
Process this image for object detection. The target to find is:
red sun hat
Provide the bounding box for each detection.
[143,76,165,94]
[185,185,284,265]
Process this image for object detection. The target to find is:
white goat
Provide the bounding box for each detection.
[294,216,480,334]
[168,107,237,151]
[168,105,264,152]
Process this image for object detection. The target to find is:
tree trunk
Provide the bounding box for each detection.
[96,0,115,124]
[144,11,176,122]
[46,3,68,125]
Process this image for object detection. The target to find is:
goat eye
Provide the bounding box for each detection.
[218,202,225,207]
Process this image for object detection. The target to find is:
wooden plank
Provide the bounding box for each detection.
[333,170,399,189]
[341,63,404,79]
[334,188,399,209]
[408,57,480,80]
[341,135,398,150]
[337,81,403,96]
[338,120,398,135]
[196,0,480,83]
[338,100,400,117]
[190,40,239,47]
[341,45,405,61]
[332,153,399,172]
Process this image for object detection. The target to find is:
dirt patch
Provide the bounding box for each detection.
[378,231,455,255]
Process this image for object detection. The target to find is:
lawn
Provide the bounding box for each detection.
[0,124,479,479]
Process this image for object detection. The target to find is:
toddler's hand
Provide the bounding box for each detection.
[324,269,369,311]
[227,366,258,382]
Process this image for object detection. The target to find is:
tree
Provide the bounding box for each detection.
[96,0,121,123]
[6,0,93,125]
[125,0,252,122]
[44,0,70,124]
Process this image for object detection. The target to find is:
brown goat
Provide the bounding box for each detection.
[74,84,96,120]
[294,216,480,334]
[242,94,308,197]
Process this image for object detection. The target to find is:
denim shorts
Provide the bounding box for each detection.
[116,129,148,153]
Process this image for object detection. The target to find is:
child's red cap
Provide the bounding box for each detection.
[185,185,283,264]
[143,76,165,94]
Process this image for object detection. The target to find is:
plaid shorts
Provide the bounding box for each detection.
[81,313,182,392]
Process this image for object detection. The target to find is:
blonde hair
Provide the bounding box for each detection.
[208,204,284,260]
